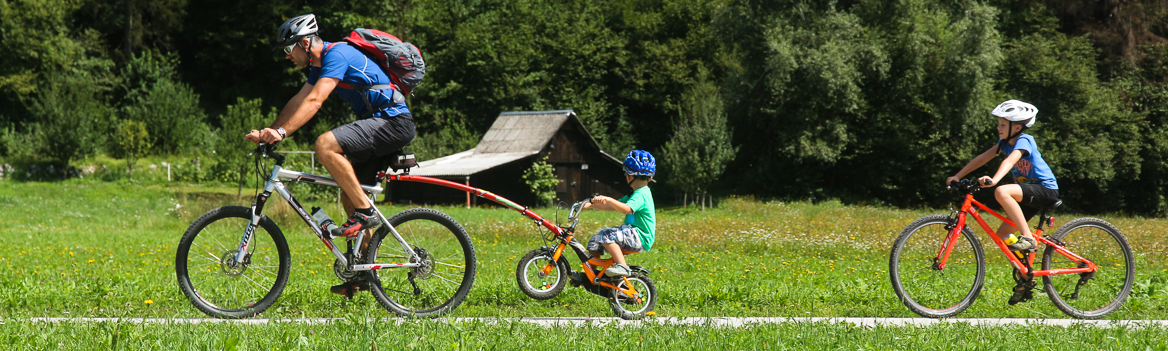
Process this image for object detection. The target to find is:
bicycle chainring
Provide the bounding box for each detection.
[333,259,360,281]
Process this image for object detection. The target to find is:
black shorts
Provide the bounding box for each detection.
[331,114,415,185]
[1018,183,1060,220]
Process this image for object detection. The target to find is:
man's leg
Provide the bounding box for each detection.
[316,132,370,209]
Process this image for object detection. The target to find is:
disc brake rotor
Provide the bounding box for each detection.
[219,249,249,277]
[411,247,434,280]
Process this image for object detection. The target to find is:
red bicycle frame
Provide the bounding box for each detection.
[939,193,1097,277]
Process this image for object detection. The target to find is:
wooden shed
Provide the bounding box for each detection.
[386,110,627,207]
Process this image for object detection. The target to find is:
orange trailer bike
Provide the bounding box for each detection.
[514,198,657,320]
[376,176,656,319]
[889,179,1134,319]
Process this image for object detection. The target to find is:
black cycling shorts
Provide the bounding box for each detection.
[331,114,415,186]
[1018,183,1060,220]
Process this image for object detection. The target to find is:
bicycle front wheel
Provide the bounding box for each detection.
[175,206,291,319]
[516,248,569,300]
[1042,217,1135,319]
[889,214,986,318]
[365,208,476,317]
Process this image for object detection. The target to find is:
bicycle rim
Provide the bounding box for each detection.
[1042,217,1134,319]
[366,208,476,317]
[175,206,290,319]
[516,249,567,300]
[889,214,985,318]
[609,273,656,320]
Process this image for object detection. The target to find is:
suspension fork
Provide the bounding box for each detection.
[231,165,284,265]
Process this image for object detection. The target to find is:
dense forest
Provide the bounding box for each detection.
[1,0,1167,216]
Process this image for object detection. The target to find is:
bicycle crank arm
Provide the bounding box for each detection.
[349,263,421,271]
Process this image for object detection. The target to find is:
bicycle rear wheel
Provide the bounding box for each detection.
[175,206,291,318]
[365,208,476,317]
[889,214,986,318]
[1042,217,1134,319]
[608,272,656,320]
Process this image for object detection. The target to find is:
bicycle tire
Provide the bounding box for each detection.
[1042,217,1135,319]
[516,248,569,300]
[889,214,986,318]
[608,272,657,320]
[365,208,476,317]
[175,206,291,319]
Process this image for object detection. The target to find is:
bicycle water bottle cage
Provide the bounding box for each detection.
[389,151,418,173]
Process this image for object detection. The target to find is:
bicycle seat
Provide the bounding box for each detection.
[1046,199,1063,210]
[620,249,639,255]
[388,151,417,172]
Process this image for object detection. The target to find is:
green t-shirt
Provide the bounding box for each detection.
[618,186,656,251]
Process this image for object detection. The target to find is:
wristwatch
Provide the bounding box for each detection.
[276,127,287,139]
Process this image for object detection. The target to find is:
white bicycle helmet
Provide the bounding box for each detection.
[991,100,1038,128]
[274,14,319,49]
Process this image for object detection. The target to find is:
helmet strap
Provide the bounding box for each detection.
[305,38,315,67]
[997,122,1021,154]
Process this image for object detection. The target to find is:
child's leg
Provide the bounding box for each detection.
[994,184,1032,239]
[601,243,627,266]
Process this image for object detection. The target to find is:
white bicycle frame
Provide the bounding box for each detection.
[230,161,421,272]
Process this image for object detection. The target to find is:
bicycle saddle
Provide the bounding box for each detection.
[1047,199,1063,210]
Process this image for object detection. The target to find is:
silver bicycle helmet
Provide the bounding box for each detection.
[991,100,1038,128]
[274,14,319,49]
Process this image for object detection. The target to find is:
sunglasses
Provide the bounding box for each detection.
[283,42,298,55]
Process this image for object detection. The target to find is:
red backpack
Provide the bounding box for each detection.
[336,28,426,96]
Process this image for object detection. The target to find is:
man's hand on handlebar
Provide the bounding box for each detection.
[245,128,284,145]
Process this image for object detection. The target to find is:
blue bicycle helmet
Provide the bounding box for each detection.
[623,150,656,177]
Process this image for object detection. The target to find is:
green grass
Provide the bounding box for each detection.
[1,178,1166,322]
[1,318,1166,350]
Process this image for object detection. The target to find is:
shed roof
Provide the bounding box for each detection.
[407,149,533,177]
[406,110,584,178]
[475,110,576,153]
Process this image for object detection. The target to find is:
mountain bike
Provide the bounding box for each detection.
[514,198,657,320]
[175,142,476,319]
[889,179,1134,319]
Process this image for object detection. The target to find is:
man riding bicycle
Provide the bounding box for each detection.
[245,14,415,294]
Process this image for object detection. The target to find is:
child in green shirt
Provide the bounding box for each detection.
[584,150,657,277]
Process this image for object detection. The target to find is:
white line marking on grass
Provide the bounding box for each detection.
[19,317,1168,328]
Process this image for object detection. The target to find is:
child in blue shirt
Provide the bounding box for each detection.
[584,150,657,277]
[947,100,1060,252]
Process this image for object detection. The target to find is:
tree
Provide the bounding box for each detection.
[661,71,737,210]
[210,98,274,194]
[111,119,152,174]
[522,155,560,207]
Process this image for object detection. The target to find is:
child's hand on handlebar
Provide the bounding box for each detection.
[977,176,997,188]
[591,195,615,206]
[945,176,960,186]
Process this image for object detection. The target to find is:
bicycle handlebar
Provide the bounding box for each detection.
[565,197,593,230]
[251,141,285,163]
[947,178,983,194]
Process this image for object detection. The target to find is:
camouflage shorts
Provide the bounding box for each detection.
[586,225,643,253]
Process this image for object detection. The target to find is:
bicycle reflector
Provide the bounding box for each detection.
[1049,217,1055,228]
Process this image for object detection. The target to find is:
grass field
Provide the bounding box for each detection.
[1,178,1167,348]
[2,318,1167,350]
